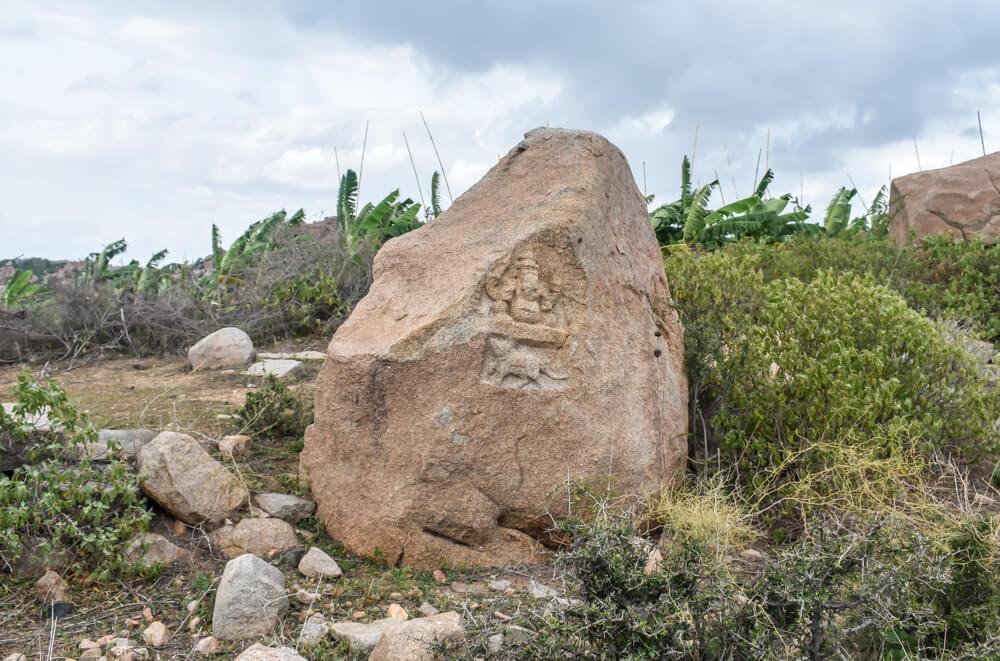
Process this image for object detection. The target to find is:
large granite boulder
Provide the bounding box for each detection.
[188,327,255,370]
[301,127,688,567]
[889,151,1000,245]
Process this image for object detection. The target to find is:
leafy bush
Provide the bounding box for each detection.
[236,374,311,440]
[665,247,998,516]
[461,498,1000,659]
[0,374,151,577]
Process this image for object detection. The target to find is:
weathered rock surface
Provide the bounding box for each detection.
[245,359,303,379]
[188,327,255,370]
[34,569,70,603]
[211,518,299,559]
[125,533,188,567]
[212,554,289,640]
[233,643,307,661]
[254,492,315,522]
[369,612,465,661]
[258,350,326,361]
[329,616,407,651]
[889,151,1000,245]
[137,432,245,524]
[301,127,687,567]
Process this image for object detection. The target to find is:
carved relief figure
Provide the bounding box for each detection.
[481,244,581,390]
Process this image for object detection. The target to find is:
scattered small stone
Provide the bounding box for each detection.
[329,616,407,651]
[125,617,142,628]
[293,588,320,605]
[527,580,560,600]
[215,413,235,421]
[245,359,303,380]
[418,602,439,617]
[297,546,342,578]
[126,533,188,569]
[193,636,220,656]
[283,547,306,569]
[212,554,289,640]
[142,622,169,648]
[386,603,408,619]
[506,624,536,644]
[4,654,27,661]
[644,546,664,575]
[79,639,99,650]
[298,614,329,647]
[188,615,201,631]
[35,569,71,603]
[234,644,307,661]
[488,633,504,654]
[432,569,447,583]
[187,599,200,613]
[95,634,116,646]
[79,650,104,660]
[351,610,366,621]
[254,493,315,522]
[218,435,250,458]
[388,591,403,600]
[488,579,512,592]
[211,518,299,559]
[369,612,465,661]
[494,610,511,621]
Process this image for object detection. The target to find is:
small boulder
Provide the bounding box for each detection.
[297,547,342,578]
[194,636,220,656]
[369,612,465,661]
[137,432,245,524]
[35,569,70,603]
[142,622,169,648]
[254,493,315,522]
[3,653,27,661]
[189,328,255,371]
[298,614,329,647]
[212,554,289,640]
[233,644,307,661]
[329,616,406,651]
[218,435,250,458]
[211,518,298,559]
[386,603,408,620]
[245,360,303,380]
[125,533,188,568]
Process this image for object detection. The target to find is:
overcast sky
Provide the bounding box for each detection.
[3,1,1000,261]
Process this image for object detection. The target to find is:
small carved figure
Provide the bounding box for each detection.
[482,335,569,390]
[488,250,554,325]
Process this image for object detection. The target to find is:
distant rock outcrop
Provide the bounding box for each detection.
[301,128,688,568]
[889,152,1000,244]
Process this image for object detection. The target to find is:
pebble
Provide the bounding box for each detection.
[194,636,220,656]
[386,603,408,620]
[489,579,512,592]
[418,602,439,617]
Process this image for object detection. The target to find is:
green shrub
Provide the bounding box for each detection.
[0,374,151,577]
[665,248,998,514]
[236,374,311,439]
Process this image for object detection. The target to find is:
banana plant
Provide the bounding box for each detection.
[651,157,817,249]
[823,185,890,238]
[336,169,423,253]
[426,171,443,220]
[83,239,128,283]
[2,269,43,308]
[209,209,305,290]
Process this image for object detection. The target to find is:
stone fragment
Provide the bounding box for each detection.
[125,533,188,568]
[488,633,504,653]
[35,570,70,603]
[211,518,298,559]
[189,327,255,370]
[193,636,219,656]
[302,128,687,568]
[418,602,439,617]
[386,603,408,619]
[890,151,1000,245]
[98,429,159,458]
[218,435,250,458]
[233,644,306,661]
[258,351,326,361]
[329,616,407,651]
[212,554,289,640]
[137,432,245,524]
[142,622,169,648]
[488,579,512,592]
[297,546,342,578]
[245,360,303,380]
[369,612,465,661]
[298,614,328,647]
[527,580,559,600]
[3,654,27,661]
[254,493,315,522]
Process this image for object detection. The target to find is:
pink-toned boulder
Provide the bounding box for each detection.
[301,128,688,568]
[889,151,1000,245]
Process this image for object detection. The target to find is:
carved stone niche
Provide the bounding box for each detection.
[479,240,584,390]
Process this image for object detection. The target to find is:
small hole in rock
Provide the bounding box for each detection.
[654,330,662,337]
[577,237,583,243]
[653,349,662,358]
